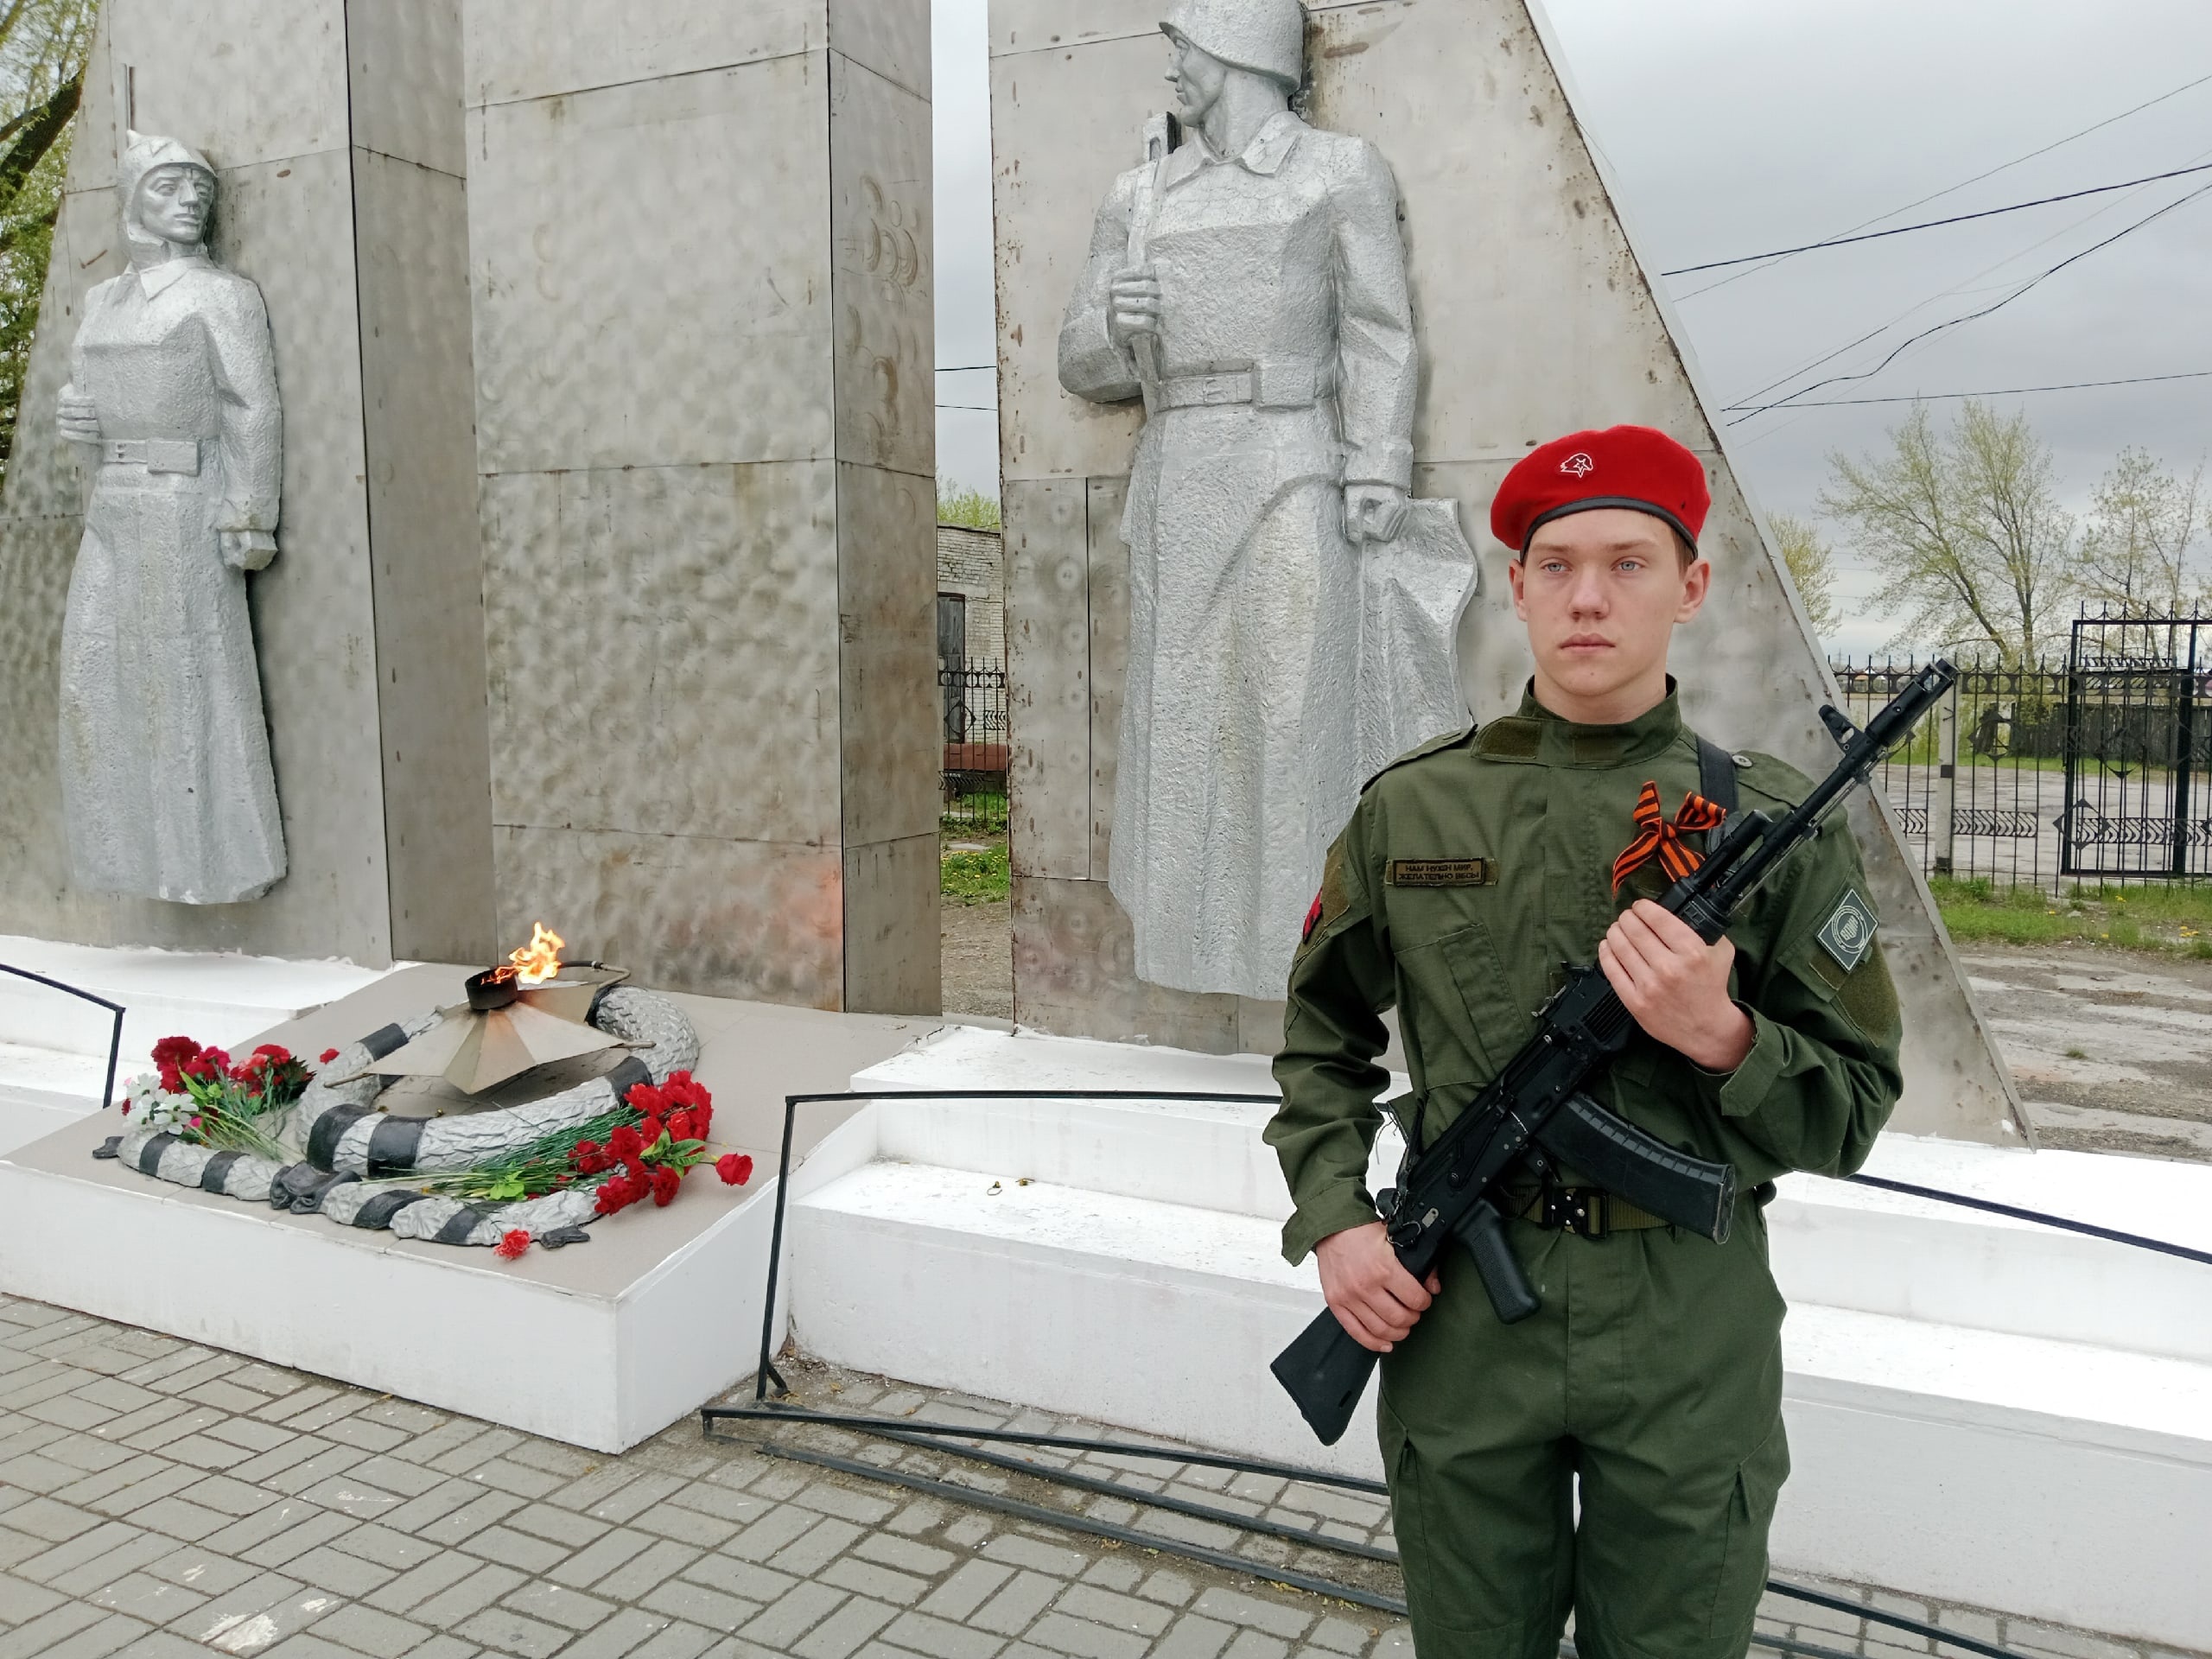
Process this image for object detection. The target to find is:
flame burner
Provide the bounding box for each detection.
[467,965,521,1012]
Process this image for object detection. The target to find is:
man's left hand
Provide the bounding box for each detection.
[1599,899,1755,1071]
[1344,482,1408,545]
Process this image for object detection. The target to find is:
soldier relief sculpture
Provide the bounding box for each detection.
[1061,0,1476,1000]
[56,133,285,905]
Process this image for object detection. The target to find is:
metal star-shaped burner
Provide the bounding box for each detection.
[372,925,632,1095]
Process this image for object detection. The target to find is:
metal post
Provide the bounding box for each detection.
[1932,685,1959,877]
[2175,622,2199,877]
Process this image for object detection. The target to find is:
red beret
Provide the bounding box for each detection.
[1490,426,1711,556]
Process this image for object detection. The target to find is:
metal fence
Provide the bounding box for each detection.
[1832,620,2212,892]
[939,661,1007,832]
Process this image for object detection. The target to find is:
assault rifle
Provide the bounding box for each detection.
[1271,661,1957,1445]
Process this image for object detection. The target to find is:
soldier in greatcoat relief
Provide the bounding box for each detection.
[1059,0,1422,1001]
[55,132,285,905]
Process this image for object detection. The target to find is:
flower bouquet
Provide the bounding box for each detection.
[123,1037,312,1160]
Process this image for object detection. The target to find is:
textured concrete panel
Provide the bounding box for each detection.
[479,461,845,849]
[1086,475,1128,882]
[829,52,934,480]
[836,463,940,850]
[843,833,941,1014]
[827,0,932,98]
[1004,477,1090,880]
[989,0,2026,1139]
[461,0,823,105]
[348,0,467,176]
[989,30,1152,486]
[1013,874,1240,1052]
[465,55,836,475]
[108,0,351,169]
[493,825,845,1007]
[353,149,493,964]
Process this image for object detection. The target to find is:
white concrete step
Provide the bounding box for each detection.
[786,1151,2212,1651]
[0,1041,117,1154]
[0,932,393,1065]
[772,1024,2212,1650]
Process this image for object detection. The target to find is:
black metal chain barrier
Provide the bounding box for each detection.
[1846,1173,2212,1267]
[0,963,124,1121]
[702,1085,2209,1659]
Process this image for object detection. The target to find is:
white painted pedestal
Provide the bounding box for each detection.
[779,1026,2212,1652]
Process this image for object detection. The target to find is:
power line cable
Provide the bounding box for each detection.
[1728,367,2212,410]
[1674,68,2212,301]
[1662,161,2212,275]
[937,404,996,412]
[1725,178,2212,423]
[935,364,995,372]
[1722,140,2212,419]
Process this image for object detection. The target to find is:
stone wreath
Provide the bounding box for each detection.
[97,987,723,1250]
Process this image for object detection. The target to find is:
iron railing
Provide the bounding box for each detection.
[1830,630,2212,891]
[939,661,1007,832]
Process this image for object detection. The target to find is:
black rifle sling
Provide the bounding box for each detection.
[1694,734,1739,816]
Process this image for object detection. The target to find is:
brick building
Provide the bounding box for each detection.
[936,524,1004,666]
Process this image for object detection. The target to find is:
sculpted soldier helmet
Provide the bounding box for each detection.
[1160,0,1306,87]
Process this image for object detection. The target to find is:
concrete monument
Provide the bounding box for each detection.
[1058,0,1476,1001]
[0,0,494,967]
[995,0,2027,1141]
[55,132,284,906]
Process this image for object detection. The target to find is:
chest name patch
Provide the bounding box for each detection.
[1817,888,1878,973]
[1387,858,1497,888]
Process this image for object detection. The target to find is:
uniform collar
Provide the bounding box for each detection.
[128,252,211,299]
[1478,678,1685,767]
[1160,110,1305,192]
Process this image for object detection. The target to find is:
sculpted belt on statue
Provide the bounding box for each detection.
[1059,0,1477,1001]
[55,132,285,906]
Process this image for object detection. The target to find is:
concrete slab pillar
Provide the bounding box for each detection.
[0,0,493,968]
[460,1,939,1012]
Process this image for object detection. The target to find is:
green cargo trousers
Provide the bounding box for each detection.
[1378,1204,1790,1659]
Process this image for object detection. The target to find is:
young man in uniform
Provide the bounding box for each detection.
[1267,426,1906,1659]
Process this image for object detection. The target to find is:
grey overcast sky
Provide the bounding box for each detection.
[932,0,2212,652]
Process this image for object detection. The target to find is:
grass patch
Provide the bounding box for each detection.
[941,840,1010,906]
[1930,875,2212,954]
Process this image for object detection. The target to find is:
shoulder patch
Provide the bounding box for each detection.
[1360,724,1477,793]
[1816,887,1878,973]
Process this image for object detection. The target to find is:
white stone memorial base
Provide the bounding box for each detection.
[0,964,935,1452]
[785,1027,2212,1653]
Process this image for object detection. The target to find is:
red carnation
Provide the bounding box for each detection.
[319,1047,340,1065]
[666,1109,696,1144]
[120,1101,132,1116]
[494,1230,531,1260]
[594,1176,639,1216]
[151,1036,200,1066]
[156,1064,181,1093]
[200,1047,232,1072]
[649,1164,681,1206]
[691,1103,715,1137]
[715,1154,754,1187]
[253,1045,289,1062]
[607,1124,643,1160]
[571,1139,603,1172]
[626,1082,666,1116]
[622,1154,647,1181]
[638,1116,664,1149]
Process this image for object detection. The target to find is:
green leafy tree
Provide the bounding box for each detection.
[1820,401,2075,665]
[2075,447,2204,615]
[0,0,97,481]
[1767,512,1841,638]
[938,483,1001,531]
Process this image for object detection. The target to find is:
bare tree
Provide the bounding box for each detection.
[1767,511,1841,638]
[1820,400,2075,664]
[2074,447,2205,614]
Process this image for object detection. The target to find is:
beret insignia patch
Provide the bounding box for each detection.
[1817,888,1877,974]
[1560,451,1595,478]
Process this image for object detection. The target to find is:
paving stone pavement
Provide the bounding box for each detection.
[0,1295,2195,1659]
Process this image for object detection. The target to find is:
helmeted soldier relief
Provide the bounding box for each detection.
[1061,0,1472,1001]
[55,132,285,905]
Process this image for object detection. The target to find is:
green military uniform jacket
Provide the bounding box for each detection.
[1268,683,1906,1264]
